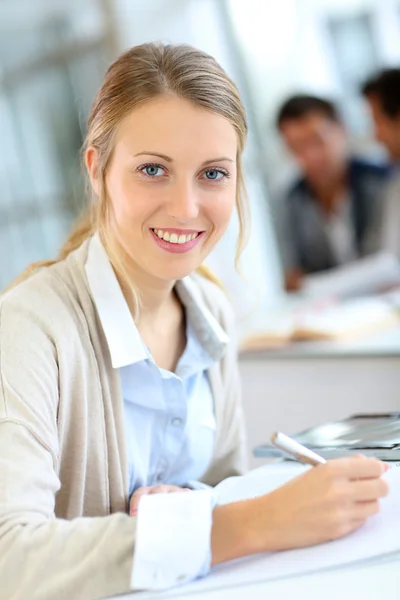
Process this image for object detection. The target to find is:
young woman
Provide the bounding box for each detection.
[0,43,388,600]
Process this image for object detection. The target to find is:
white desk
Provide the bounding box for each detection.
[109,548,400,600]
[162,553,400,600]
[239,327,400,469]
[107,458,400,600]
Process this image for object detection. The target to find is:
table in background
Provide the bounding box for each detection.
[239,327,400,469]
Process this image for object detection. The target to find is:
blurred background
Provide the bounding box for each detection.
[3,0,400,323]
[3,0,400,465]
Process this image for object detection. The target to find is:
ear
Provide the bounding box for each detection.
[85,147,101,196]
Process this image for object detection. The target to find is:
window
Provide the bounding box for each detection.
[0,1,113,288]
[327,12,379,134]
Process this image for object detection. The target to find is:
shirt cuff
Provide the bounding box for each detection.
[130,489,214,590]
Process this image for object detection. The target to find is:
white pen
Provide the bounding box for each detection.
[271,431,326,466]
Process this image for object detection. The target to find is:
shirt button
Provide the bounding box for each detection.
[171,417,183,427]
[156,472,165,482]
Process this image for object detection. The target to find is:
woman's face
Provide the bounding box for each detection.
[89,95,237,283]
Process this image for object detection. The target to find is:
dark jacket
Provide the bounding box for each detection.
[281,158,391,274]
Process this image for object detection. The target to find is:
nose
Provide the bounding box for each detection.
[300,154,320,174]
[166,179,199,222]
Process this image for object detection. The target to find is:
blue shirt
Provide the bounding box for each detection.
[85,234,229,498]
[121,319,217,495]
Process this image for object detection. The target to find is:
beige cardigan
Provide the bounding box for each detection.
[0,240,247,600]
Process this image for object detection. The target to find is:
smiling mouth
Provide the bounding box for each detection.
[151,228,201,245]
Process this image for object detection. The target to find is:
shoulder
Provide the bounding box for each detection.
[285,177,309,207]
[350,157,392,180]
[1,265,67,320]
[0,251,90,341]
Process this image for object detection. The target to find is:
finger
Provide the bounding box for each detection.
[353,499,381,520]
[351,455,389,472]
[331,517,366,541]
[337,456,386,479]
[348,518,367,534]
[148,485,189,494]
[353,478,390,502]
[148,485,181,494]
[131,486,151,498]
[129,487,151,516]
[148,485,169,494]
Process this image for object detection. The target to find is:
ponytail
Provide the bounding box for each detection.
[58,211,94,260]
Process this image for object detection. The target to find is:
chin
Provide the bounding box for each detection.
[151,260,201,282]
[309,169,329,181]
[160,269,197,281]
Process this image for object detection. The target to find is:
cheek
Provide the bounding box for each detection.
[377,121,391,139]
[388,127,399,144]
[207,192,236,231]
[106,172,130,218]
[108,175,152,224]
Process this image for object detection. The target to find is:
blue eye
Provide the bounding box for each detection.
[203,169,227,181]
[139,164,165,177]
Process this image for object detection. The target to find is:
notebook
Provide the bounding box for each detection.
[254,413,400,461]
[128,464,400,599]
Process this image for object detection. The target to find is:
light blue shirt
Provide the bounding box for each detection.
[121,318,218,496]
[85,234,229,499]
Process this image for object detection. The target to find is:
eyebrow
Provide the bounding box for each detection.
[134,152,235,166]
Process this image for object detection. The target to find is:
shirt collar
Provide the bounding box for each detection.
[85,234,229,369]
[85,234,148,368]
[175,277,229,363]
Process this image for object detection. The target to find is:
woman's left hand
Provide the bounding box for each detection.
[129,484,191,516]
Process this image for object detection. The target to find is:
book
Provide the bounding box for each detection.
[240,296,400,350]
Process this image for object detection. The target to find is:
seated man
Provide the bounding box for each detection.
[362,69,400,260]
[275,94,390,291]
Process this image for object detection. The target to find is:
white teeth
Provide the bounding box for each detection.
[153,229,199,244]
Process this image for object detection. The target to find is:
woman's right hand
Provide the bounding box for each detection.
[211,456,389,565]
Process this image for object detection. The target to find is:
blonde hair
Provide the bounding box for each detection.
[8,43,250,309]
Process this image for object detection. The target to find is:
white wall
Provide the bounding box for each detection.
[240,354,400,469]
[226,0,400,191]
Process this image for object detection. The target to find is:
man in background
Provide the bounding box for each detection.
[362,70,400,260]
[275,94,390,291]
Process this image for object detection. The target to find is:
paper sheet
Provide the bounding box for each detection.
[213,462,309,504]
[302,252,400,299]
[132,464,400,599]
